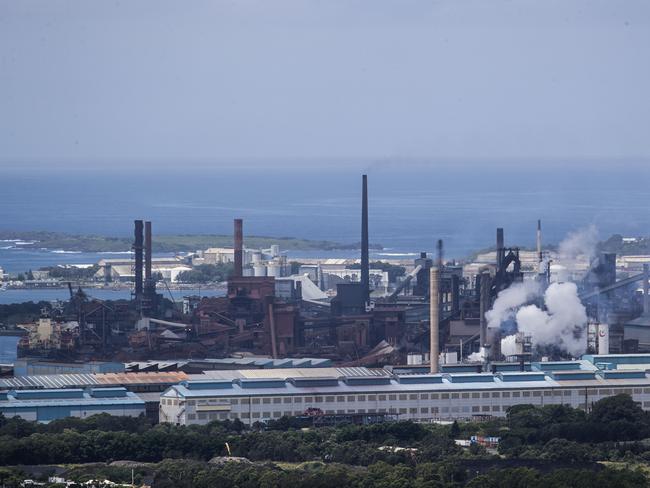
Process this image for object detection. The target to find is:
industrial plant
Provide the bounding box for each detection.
[2,174,650,425]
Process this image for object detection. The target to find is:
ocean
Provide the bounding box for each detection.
[1,165,650,303]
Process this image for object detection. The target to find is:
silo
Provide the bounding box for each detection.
[267,262,282,277]
[270,245,280,258]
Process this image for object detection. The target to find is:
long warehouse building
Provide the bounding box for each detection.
[0,387,144,422]
[160,357,650,426]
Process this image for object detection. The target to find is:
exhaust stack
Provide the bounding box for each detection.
[643,264,650,315]
[496,227,505,270]
[361,174,370,304]
[133,220,144,299]
[536,219,542,263]
[234,219,243,278]
[429,266,440,373]
[144,221,152,284]
[479,271,491,352]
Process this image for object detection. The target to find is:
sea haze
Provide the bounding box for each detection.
[2,165,650,259]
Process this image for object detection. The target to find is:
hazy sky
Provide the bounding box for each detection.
[1,0,649,169]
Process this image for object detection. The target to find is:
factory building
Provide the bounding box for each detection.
[0,371,188,422]
[159,356,650,426]
[0,387,145,422]
[94,257,190,283]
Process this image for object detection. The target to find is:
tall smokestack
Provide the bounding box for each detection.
[361,174,370,304]
[133,220,144,298]
[536,219,542,263]
[479,271,490,352]
[429,266,440,374]
[643,264,650,315]
[437,239,444,269]
[496,227,504,270]
[234,218,243,278]
[144,221,152,283]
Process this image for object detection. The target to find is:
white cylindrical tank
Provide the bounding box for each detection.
[252,252,263,264]
[598,323,610,355]
[271,245,280,258]
[267,262,282,277]
[407,353,423,365]
[253,264,267,277]
[443,352,458,364]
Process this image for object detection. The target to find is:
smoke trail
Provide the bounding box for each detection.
[485,280,540,329]
[500,334,518,356]
[515,282,588,356]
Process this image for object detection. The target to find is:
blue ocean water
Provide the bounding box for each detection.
[1,165,650,263]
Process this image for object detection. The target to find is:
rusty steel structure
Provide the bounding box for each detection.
[234,218,243,278]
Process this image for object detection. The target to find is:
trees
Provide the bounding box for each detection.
[176,264,233,283]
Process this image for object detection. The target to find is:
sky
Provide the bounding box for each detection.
[1,0,649,170]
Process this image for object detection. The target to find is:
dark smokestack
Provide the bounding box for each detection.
[144,221,152,282]
[496,227,505,270]
[361,174,370,304]
[436,239,444,269]
[133,220,144,298]
[234,218,243,278]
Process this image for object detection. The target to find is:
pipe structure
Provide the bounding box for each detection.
[234,219,243,278]
[479,271,491,351]
[361,174,370,304]
[429,266,440,374]
[389,264,423,299]
[133,220,144,299]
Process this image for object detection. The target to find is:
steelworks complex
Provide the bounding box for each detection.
[3,174,650,424]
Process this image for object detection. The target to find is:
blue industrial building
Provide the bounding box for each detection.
[0,387,145,422]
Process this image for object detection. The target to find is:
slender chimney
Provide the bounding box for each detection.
[536,219,542,263]
[643,264,650,315]
[437,239,444,269]
[361,174,370,304]
[144,221,152,282]
[133,220,144,298]
[234,218,243,278]
[429,266,440,373]
[496,227,504,270]
[479,271,491,351]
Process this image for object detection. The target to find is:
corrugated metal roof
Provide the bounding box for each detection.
[164,372,650,399]
[0,371,188,390]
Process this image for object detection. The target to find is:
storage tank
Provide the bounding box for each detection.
[270,245,280,258]
[252,252,263,264]
[253,264,267,277]
[267,262,282,277]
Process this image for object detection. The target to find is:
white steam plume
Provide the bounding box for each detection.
[515,281,588,356]
[500,334,518,356]
[558,225,599,262]
[485,280,540,330]
[467,351,483,362]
